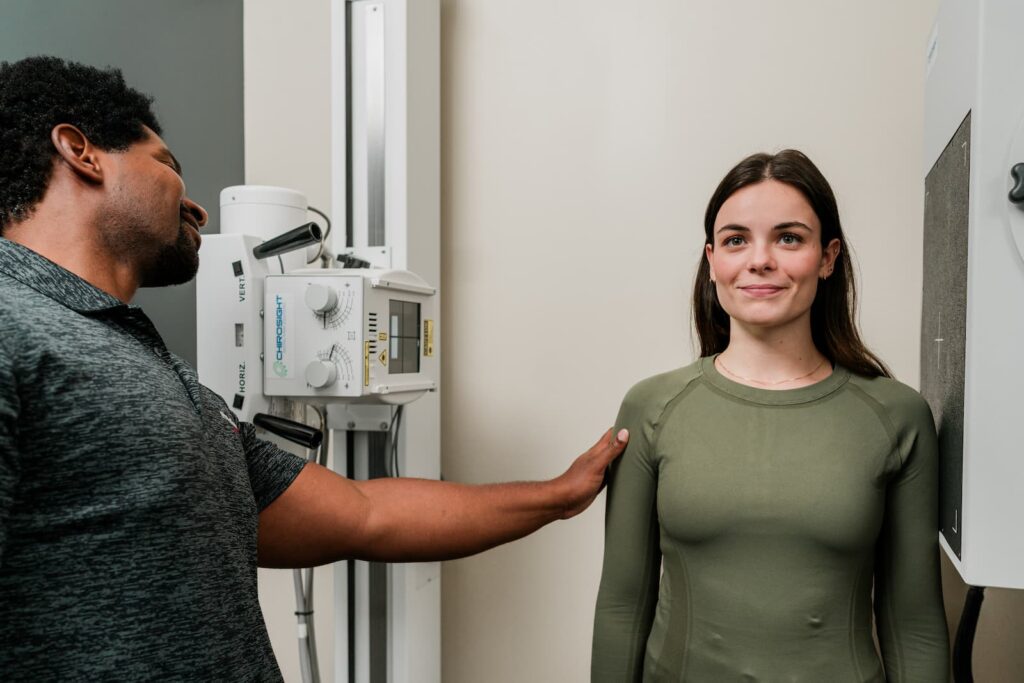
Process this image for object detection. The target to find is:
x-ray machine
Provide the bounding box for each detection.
[196,1,441,682]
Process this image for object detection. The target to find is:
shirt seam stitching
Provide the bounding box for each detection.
[845,383,903,470]
[649,373,702,461]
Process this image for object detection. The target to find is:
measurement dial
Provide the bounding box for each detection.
[315,343,356,387]
[314,286,356,330]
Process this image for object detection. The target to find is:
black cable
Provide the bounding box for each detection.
[952,585,986,683]
[307,205,332,242]
[386,406,397,477]
[387,405,404,477]
[305,206,332,265]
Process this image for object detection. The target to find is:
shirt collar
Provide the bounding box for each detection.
[0,237,126,313]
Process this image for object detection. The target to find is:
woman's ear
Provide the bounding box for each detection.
[50,124,104,184]
[705,243,716,282]
[820,238,841,278]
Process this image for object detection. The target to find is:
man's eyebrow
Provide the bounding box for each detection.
[168,152,183,176]
[158,148,183,175]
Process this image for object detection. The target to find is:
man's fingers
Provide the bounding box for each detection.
[592,427,629,466]
[606,428,628,452]
[591,427,628,452]
[558,428,631,519]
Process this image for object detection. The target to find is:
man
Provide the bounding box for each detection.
[0,56,627,679]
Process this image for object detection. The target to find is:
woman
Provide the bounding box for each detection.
[591,150,949,682]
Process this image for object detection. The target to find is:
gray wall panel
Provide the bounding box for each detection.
[1,0,244,366]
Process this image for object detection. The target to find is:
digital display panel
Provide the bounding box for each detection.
[388,300,421,374]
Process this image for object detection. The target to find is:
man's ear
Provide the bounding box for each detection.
[50,124,104,184]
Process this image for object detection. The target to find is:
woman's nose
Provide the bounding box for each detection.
[747,243,775,272]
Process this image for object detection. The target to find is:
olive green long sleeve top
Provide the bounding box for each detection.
[592,356,949,682]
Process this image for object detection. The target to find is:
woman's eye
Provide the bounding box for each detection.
[779,233,801,245]
[724,236,744,247]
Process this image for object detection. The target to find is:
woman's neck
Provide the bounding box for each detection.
[716,316,832,389]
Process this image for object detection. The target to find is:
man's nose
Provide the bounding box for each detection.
[182,197,209,227]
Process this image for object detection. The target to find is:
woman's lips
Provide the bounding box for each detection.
[738,285,784,298]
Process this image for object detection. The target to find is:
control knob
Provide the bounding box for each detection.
[305,283,338,313]
[305,360,338,388]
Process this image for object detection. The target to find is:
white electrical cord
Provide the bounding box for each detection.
[295,405,328,683]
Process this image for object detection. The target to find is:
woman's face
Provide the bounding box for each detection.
[705,179,840,333]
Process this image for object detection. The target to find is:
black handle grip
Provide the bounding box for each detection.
[1009,163,1024,204]
[253,413,323,450]
[252,222,323,260]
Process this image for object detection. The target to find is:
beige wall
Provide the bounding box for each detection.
[243,1,1024,681]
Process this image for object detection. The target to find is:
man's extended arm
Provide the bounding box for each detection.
[256,428,628,567]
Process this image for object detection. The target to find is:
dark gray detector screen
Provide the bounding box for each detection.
[921,111,970,559]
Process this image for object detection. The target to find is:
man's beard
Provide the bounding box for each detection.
[100,184,201,288]
[99,200,200,288]
[137,223,200,287]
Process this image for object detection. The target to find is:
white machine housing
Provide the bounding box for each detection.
[924,0,1024,588]
[196,231,274,421]
[264,269,437,405]
[197,186,438,420]
[197,185,305,421]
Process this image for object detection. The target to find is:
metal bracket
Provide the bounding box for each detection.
[326,402,392,431]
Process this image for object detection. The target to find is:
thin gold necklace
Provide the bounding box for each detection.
[716,356,826,387]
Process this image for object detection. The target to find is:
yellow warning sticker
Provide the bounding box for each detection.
[378,332,388,342]
[363,341,370,386]
[378,349,388,366]
[423,320,435,357]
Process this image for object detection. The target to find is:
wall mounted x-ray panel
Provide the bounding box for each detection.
[922,0,1024,589]
[921,112,970,559]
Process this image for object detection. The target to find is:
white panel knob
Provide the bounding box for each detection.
[305,284,338,313]
[305,360,338,388]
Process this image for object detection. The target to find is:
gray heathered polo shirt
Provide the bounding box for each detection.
[0,238,307,680]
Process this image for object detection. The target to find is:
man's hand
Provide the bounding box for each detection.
[258,427,629,567]
[552,428,630,519]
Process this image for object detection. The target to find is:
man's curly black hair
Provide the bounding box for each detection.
[0,56,162,230]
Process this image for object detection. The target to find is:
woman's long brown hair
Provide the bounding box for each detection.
[693,150,891,379]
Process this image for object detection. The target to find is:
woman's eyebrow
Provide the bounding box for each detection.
[716,221,813,234]
[716,223,749,234]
